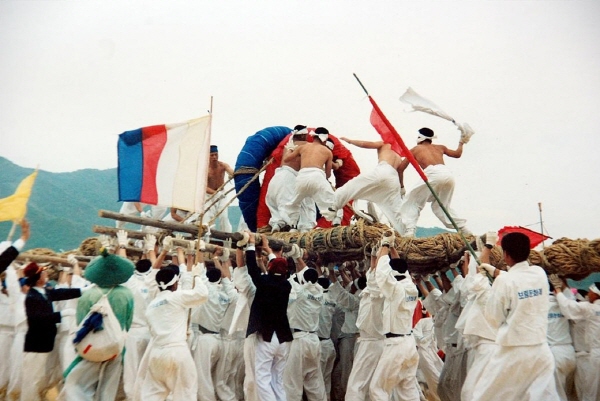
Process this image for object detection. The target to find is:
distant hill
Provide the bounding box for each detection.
[0,157,122,251]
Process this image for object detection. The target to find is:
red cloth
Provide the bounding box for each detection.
[368,96,428,182]
[256,133,361,229]
[498,226,551,249]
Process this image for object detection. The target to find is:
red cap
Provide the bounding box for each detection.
[23,262,47,278]
[268,258,288,275]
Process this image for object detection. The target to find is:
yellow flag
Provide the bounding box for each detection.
[0,170,38,222]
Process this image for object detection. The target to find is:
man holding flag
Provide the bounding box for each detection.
[399,127,471,238]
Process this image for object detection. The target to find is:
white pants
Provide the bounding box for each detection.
[203,191,232,232]
[332,334,356,401]
[138,342,197,401]
[574,348,600,401]
[550,343,576,401]
[416,341,444,401]
[319,339,336,401]
[216,334,243,401]
[400,164,467,232]
[283,168,342,227]
[243,333,259,401]
[471,343,559,401]
[461,341,496,401]
[0,327,14,396]
[333,161,405,234]
[7,327,25,401]
[266,166,316,231]
[345,337,384,401]
[283,331,326,401]
[369,336,420,401]
[192,332,222,401]
[123,326,150,399]
[59,356,123,401]
[255,332,290,401]
[21,352,49,401]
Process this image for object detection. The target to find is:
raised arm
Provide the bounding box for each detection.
[443,143,463,159]
[340,137,384,149]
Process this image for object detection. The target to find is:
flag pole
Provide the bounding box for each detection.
[538,202,545,249]
[6,221,17,241]
[353,74,482,267]
[195,95,213,263]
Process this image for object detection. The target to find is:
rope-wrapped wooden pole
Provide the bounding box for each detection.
[98,210,201,235]
[16,253,90,267]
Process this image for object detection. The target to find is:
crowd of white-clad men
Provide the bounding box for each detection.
[0,218,599,401]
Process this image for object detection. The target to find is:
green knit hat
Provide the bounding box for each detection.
[84,248,134,287]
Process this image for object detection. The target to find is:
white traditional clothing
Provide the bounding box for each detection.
[137,272,209,401]
[413,317,443,401]
[283,168,342,227]
[328,281,360,400]
[547,293,576,401]
[556,292,600,401]
[471,262,559,401]
[333,161,405,234]
[191,276,236,401]
[457,272,498,401]
[315,288,337,401]
[369,255,420,401]
[283,278,326,401]
[400,164,467,234]
[202,190,232,232]
[345,268,385,401]
[266,165,317,232]
[122,271,152,400]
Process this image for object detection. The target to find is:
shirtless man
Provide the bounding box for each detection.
[203,145,234,231]
[399,127,470,237]
[265,125,318,233]
[281,127,343,229]
[330,138,406,234]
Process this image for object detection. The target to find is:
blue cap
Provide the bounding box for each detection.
[210,145,218,153]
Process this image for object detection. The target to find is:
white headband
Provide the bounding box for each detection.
[416,133,437,143]
[293,128,308,135]
[589,284,600,296]
[158,274,179,290]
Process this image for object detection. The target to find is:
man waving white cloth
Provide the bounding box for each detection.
[369,231,420,401]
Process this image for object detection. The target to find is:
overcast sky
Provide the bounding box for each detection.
[1,0,599,240]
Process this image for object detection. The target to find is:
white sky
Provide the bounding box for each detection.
[1,0,599,240]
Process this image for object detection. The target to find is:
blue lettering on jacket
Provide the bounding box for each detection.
[517,288,543,300]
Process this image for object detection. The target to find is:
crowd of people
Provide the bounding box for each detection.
[0,127,598,401]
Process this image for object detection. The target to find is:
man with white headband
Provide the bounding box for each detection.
[330,137,406,235]
[399,127,470,237]
[266,125,317,233]
[282,127,343,230]
[551,277,600,400]
[471,232,559,400]
[137,259,209,400]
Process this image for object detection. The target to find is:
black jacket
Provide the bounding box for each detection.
[245,249,293,343]
[0,246,19,275]
[24,287,82,353]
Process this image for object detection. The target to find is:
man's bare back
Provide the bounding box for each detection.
[283,141,333,178]
[281,139,307,171]
[340,138,403,169]
[410,141,462,169]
